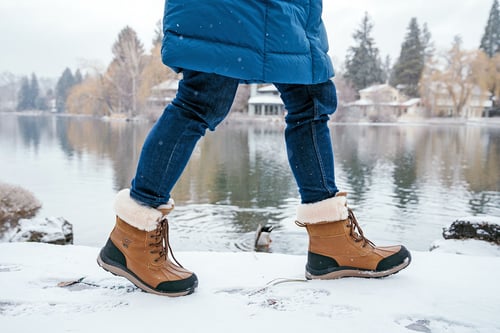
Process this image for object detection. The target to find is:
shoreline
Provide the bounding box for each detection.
[2,110,500,127]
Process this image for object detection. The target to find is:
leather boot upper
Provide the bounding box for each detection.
[110,216,194,288]
[296,193,408,273]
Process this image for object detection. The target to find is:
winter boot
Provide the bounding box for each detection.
[296,193,411,279]
[97,189,198,296]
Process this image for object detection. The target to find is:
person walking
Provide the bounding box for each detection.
[97,0,411,296]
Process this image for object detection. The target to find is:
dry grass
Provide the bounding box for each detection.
[0,182,41,225]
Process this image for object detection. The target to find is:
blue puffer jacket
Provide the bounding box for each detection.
[161,0,334,84]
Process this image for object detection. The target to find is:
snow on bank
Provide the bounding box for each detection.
[0,242,499,333]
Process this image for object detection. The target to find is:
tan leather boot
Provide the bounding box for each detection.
[97,189,197,296]
[296,193,411,279]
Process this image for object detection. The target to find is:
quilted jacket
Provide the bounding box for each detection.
[161,0,334,84]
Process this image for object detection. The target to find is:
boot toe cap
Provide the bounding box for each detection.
[156,273,198,295]
[376,245,411,272]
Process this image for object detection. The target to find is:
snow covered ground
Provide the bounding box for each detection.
[0,240,499,333]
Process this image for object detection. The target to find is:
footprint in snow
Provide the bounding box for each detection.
[396,316,480,333]
[0,263,22,272]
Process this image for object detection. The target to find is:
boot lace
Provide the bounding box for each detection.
[347,208,375,248]
[149,217,183,267]
[295,209,375,248]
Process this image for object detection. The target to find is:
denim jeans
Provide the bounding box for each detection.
[130,70,338,207]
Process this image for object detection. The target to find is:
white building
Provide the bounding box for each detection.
[147,79,180,108]
[425,83,492,118]
[348,84,424,121]
[247,84,285,117]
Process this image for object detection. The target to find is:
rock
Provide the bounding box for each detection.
[442,218,500,245]
[0,182,41,225]
[9,217,73,245]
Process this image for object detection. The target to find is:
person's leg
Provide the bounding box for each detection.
[130,70,240,207]
[275,80,411,280]
[98,70,239,296]
[275,80,339,204]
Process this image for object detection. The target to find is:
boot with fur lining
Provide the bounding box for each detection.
[97,189,198,296]
[296,193,411,279]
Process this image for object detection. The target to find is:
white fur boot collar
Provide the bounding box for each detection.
[296,195,348,224]
[114,189,173,232]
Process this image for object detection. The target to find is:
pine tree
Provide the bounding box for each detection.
[16,77,31,110]
[344,13,384,93]
[16,73,40,110]
[480,0,500,57]
[390,18,425,97]
[29,73,39,108]
[381,55,392,83]
[74,69,83,85]
[55,68,75,112]
[421,23,434,61]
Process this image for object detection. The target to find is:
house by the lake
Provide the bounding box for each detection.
[347,84,424,122]
[147,78,181,109]
[247,84,285,117]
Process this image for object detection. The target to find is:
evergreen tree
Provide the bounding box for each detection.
[16,73,40,110]
[421,23,434,61]
[480,0,500,57]
[344,13,384,93]
[55,68,75,112]
[16,77,31,110]
[74,69,83,85]
[381,55,392,83]
[29,73,39,108]
[390,18,425,97]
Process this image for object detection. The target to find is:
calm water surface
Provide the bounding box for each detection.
[1,113,499,254]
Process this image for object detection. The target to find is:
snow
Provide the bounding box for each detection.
[452,215,500,226]
[430,239,500,257]
[9,217,73,244]
[0,242,499,333]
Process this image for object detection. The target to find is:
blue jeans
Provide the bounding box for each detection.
[130,70,338,206]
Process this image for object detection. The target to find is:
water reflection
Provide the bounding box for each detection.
[0,114,499,252]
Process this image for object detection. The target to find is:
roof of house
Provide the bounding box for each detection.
[401,98,421,107]
[151,79,180,91]
[248,94,283,105]
[348,98,421,108]
[257,84,279,93]
[359,84,396,93]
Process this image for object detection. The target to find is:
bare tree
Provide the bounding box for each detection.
[421,36,477,117]
[108,26,145,116]
[472,50,500,112]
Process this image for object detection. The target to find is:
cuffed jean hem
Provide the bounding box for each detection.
[129,187,169,208]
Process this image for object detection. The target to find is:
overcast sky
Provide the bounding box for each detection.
[0,0,492,78]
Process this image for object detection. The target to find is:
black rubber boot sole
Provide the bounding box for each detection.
[305,256,411,280]
[97,243,198,297]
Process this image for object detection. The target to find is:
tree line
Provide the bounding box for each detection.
[341,0,500,117]
[7,0,500,118]
[65,22,177,117]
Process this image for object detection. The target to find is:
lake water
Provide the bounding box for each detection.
[1,113,499,254]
